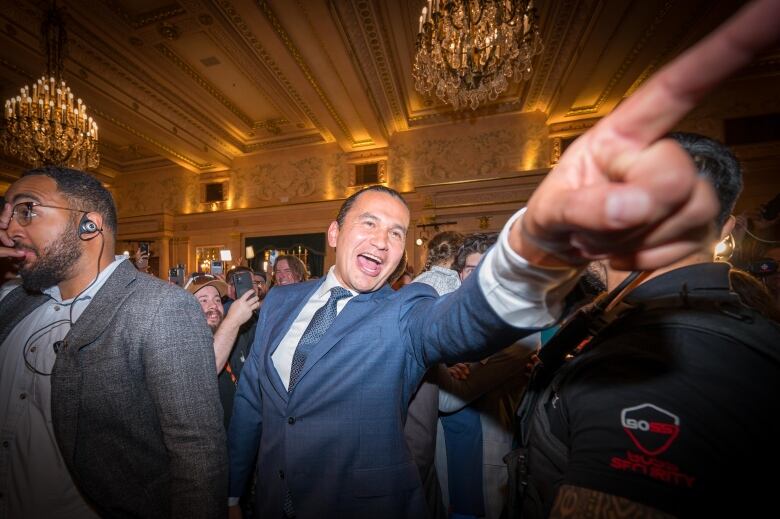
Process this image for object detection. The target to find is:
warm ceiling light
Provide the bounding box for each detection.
[413,0,543,110]
[1,4,99,169]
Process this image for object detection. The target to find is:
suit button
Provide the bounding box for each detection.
[288,417,295,425]
[19,393,26,400]
[279,470,285,480]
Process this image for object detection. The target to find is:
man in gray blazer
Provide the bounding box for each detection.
[0,166,226,518]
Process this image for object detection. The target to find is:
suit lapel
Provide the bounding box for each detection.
[52,261,137,463]
[64,261,138,350]
[291,286,392,392]
[265,279,325,402]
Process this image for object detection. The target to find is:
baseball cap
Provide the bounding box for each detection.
[184,274,229,297]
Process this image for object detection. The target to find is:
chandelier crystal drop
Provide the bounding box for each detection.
[413,0,543,111]
[1,4,99,169]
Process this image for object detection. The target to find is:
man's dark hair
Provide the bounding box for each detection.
[335,185,408,227]
[669,132,742,229]
[424,231,464,271]
[452,232,498,273]
[23,166,118,233]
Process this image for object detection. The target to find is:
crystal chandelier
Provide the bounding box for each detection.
[1,4,99,169]
[413,0,543,111]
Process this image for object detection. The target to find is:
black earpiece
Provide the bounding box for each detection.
[78,213,101,238]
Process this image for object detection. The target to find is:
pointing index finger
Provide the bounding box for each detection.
[598,0,780,149]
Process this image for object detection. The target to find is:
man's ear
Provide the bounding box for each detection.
[720,214,736,240]
[327,221,339,248]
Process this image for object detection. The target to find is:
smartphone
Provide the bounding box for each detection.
[168,268,179,285]
[211,260,223,276]
[232,271,254,299]
[139,242,150,255]
[269,249,279,267]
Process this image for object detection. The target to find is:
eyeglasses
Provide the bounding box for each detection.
[11,201,87,227]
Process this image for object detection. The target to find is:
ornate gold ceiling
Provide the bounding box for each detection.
[0,0,777,182]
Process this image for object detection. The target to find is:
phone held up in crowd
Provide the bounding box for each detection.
[232,270,254,300]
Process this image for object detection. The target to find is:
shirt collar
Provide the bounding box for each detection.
[318,266,358,299]
[43,256,129,303]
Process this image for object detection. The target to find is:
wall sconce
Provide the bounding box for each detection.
[220,249,233,262]
[245,245,255,259]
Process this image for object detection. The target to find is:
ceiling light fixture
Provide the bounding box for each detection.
[1,3,99,169]
[413,0,543,110]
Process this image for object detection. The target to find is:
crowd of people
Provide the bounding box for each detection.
[0,1,779,518]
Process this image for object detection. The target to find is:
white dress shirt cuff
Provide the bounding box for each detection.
[228,497,240,507]
[478,208,582,329]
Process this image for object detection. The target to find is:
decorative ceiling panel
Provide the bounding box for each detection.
[0,0,775,181]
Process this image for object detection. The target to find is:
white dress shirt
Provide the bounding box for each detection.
[271,209,579,391]
[271,269,356,390]
[0,256,127,519]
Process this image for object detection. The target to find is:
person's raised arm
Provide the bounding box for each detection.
[513,0,780,271]
[213,290,259,372]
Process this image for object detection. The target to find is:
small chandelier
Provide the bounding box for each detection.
[1,4,99,169]
[413,0,543,111]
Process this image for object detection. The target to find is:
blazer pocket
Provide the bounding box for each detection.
[351,461,419,497]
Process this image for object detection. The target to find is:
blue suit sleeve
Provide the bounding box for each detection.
[402,262,535,368]
[227,302,267,497]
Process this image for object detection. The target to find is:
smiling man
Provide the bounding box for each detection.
[227,1,780,516]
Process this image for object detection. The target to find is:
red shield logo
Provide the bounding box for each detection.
[620,403,680,456]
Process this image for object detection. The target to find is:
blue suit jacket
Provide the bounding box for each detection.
[228,269,528,518]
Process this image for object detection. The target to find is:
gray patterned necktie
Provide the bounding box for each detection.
[288,286,351,392]
[283,286,351,518]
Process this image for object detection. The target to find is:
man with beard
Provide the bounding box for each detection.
[0,166,226,518]
[185,274,260,428]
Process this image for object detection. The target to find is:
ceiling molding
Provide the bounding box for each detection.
[565,0,674,117]
[105,1,186,30]
[255,0,369,147]
[214,0,332,142]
